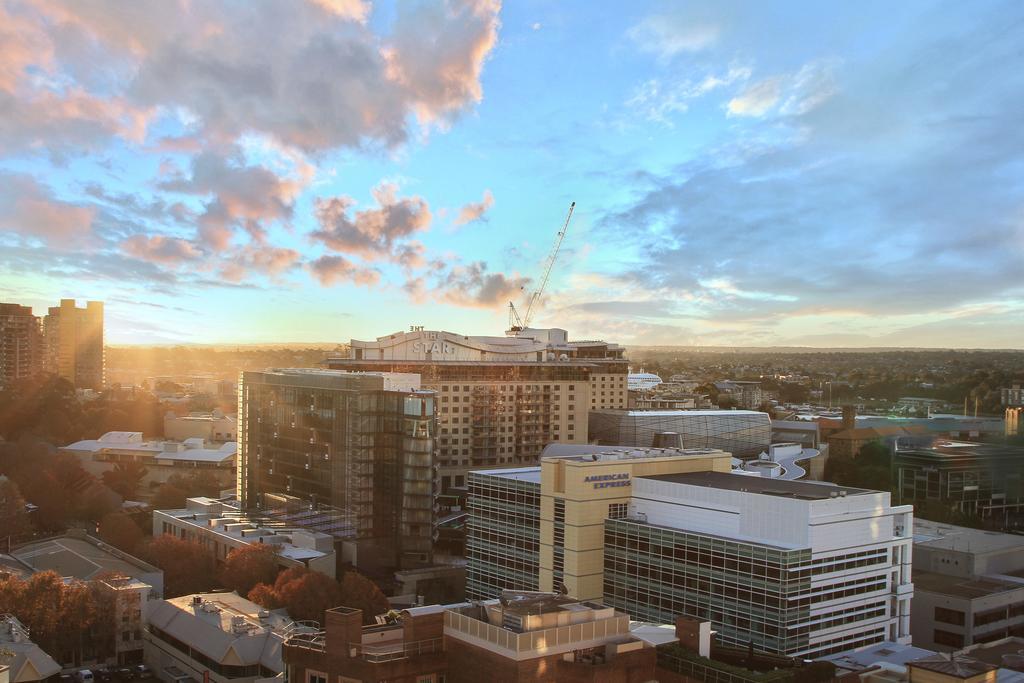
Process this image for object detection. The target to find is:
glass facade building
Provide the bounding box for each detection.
[603,519,894,658]
[589,410,771,459]
[239,369,436,569]
[465,468,541,599]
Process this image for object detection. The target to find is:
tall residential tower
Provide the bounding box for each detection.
[43,299,104,390]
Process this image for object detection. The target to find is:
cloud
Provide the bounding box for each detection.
[0,173,95,246]
[1,0,501,156]
[121,235,202,264]
[159,146,309,248]
[220,246,303,283]
[454,189,494,225]
[433,260,530,307]
[727,60,839,118]
[727,77,784,117]
[384,0,501,124]
[627,65,751,124]
[310,182,431,261]
[627,14,719,60]
[307,254,381,287]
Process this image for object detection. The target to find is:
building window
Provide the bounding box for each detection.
[608,503,628,519]
[308,671,328,683]
[933,630,964,648]
[935,607,965,626]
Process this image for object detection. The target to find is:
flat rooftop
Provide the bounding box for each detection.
[913,570,1024,599]
[820,641,937,672]
[472,467,542,484]
[12,534,159,582]
[591,409,768,417]
[640,470,874,500]
[541,443,726,462]
[913,519,1024,555]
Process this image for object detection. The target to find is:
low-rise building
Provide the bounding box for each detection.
[894,441,1024,528]
[12,530,164,597]
[588,409,772,459]
[163,411,237,443]
[282,593,657,683]
[145,592,315,683]
[0,614,61,683]
[97,575,151,665]
[910,520,1024,651]
[61,431,237,500]
[153,497,336,578]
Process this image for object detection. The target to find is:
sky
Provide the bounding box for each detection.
[1,0,1023,348]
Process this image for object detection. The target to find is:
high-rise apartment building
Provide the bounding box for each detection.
[0,303,43,389]
[465,446,914,659]
[43,299,104,389]
[238,369,436,570]
[325,327,628,489]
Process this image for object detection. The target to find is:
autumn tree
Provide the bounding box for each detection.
[151,482,189,510]
[220,544,280,596]
[101,462,149,500]
[338,571,389,624]
[248,567,341,623]
[137,535,216,597]
[98,512,144,553]
[0,478,32,540]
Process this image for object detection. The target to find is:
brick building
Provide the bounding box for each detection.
[282,592,658,683]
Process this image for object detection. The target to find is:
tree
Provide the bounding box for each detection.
[101,462,148,500]
[151,482,189,510]
[137,535,216,597]
[248,567,342,623]
[338,571,389,624]
[221,544,280,596]
[98,512,144,553]
[0,478,32,541]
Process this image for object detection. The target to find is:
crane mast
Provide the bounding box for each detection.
[507,201,575,334]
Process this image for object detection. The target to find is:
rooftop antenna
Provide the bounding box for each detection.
[507,201,575,334]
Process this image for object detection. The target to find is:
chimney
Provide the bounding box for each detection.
[842,405,856,430]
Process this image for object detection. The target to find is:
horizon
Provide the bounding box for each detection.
[2,1,1023,349]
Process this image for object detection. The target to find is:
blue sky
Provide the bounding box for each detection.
[1,0,1022,347]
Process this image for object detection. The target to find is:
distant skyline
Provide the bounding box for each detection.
[1,0,1022,348]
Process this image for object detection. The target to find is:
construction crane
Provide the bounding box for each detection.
[507,201,575,334]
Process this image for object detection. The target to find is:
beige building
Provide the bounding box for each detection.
[43,299,104,390]
[164,410,237,443]
[326,327,627,488]
[537,444,732,601]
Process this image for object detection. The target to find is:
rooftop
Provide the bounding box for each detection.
[640,470,874,500]
[591,409,768,417]
[913,570,1024,599]
[820,641,937,672]
[909,654,998,678]
[12,533,160,583]
[157,498,335,561]
[472,466,542,484]
[0,614,62,683]
[62,432,237,463]
[540,443,727,462]
[913,519,1024,555]
[148,592,316,672]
